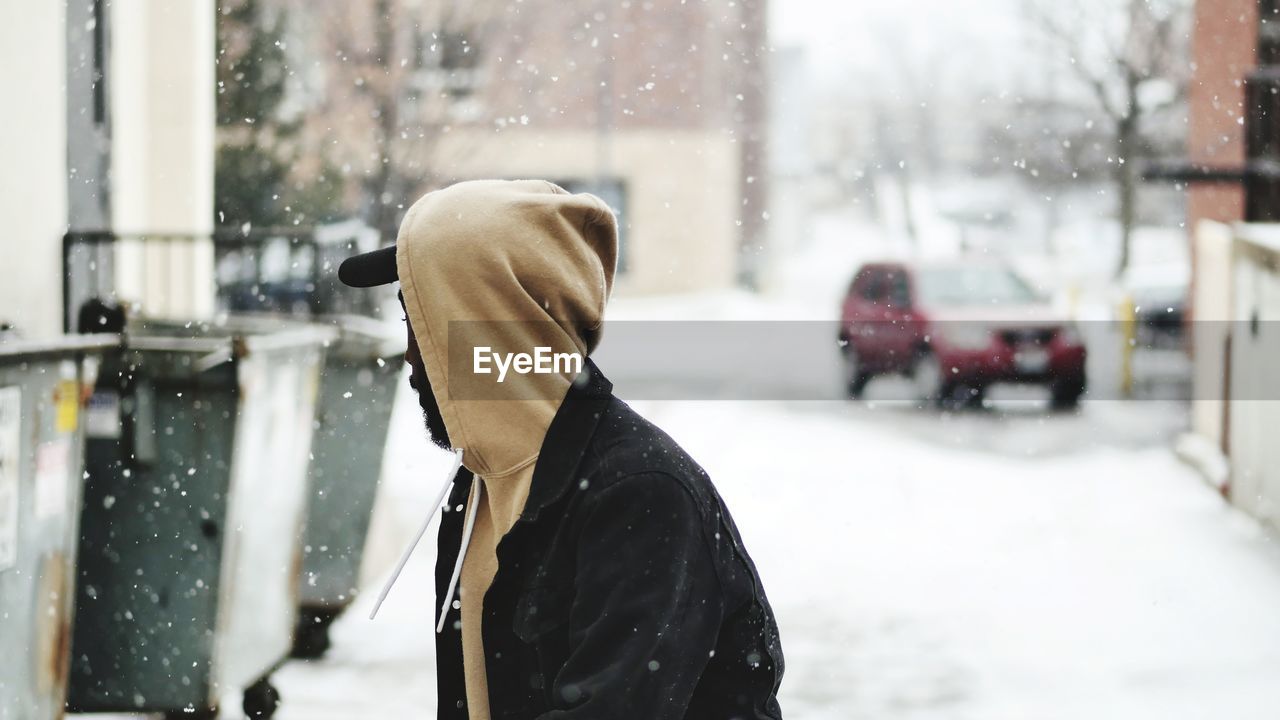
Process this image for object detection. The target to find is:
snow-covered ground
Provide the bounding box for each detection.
[644,401,1280,720]
[270,391,1280,719]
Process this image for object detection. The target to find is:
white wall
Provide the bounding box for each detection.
[0,1,68,339]
[111,0,216,320]
[1228,226,1280,534]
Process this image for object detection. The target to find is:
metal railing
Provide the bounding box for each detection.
[63,225,389,332]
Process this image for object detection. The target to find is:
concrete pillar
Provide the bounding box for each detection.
[111,0,216,321]
[66,0,112,232]
[61,0,116,334]
[0,1,68,339]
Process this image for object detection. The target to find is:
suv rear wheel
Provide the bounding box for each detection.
[1050,376,1085,411]
[842,344,870,398]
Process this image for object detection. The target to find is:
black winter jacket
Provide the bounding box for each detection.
[433,360,784,719]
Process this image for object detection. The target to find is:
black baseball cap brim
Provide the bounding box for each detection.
[338,245,398,288]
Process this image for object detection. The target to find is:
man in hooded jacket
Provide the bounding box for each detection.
[339,179,784,719]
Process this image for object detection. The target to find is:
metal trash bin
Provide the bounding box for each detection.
[67,318,334,719]
[0,335,115,720]
[291,315,404,659]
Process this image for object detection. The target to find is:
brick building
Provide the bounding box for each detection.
[444,0,769,294]
[1186,0,1256,233]
[280,0,769,296]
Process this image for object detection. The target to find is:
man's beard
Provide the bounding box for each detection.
[409,373,452,451]
[419,406,452,451]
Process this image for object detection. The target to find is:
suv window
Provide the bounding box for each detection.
[885,271,911,308]
[855,269,886,301]
[851,267,911,309]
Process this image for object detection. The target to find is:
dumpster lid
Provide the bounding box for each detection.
[319,314,407,357]
[178,312,405,358]
[0,333,120,361]
[124,318,338,358]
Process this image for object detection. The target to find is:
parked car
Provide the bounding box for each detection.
[839,260,1087,408]
[1124,263,1189,351]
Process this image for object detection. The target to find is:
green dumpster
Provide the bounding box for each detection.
[0,335,115,720]
[67,317,335,719]
[292,315,404,659]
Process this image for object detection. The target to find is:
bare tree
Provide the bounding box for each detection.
[1028,0,1191,277]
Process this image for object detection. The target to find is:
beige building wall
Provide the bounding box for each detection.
[435,129,740,295]
[111,0,217,321]
[0,1,68,339]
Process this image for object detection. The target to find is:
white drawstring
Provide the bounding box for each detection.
[368,447,464,620]
[437,477,481,633]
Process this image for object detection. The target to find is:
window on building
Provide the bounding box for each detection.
[413,28,481,99]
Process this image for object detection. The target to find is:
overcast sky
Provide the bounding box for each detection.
[769,0,1029,92]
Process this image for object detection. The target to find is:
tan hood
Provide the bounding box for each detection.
[396,178,618,477]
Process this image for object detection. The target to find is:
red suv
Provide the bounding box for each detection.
[839,260,1087,408]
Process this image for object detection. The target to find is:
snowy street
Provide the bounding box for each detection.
[271,390,1280,719]
[267,210,1280,719]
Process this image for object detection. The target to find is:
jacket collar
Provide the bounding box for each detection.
[521,358,613,523]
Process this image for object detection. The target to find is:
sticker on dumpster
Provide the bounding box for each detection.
[0,386,20,572]
[85,390,121,439]
[34,440,70,520]
[54,380,79,433]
